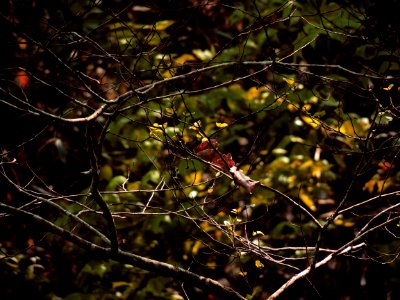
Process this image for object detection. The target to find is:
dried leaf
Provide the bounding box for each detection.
[230,166,260,194]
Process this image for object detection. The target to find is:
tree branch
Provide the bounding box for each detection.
[267,243,366,300]
[0,202,246,300]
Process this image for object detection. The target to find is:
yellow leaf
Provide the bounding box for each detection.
[112,281,131,289]
[301,115,321,129]
[144,20,175,31]
[192,240,202,255]
[343,221,355,227]
[216,122,228,128]
[189,120,201,130]
[299,191,317,212]
[255,260,264,268]
[127,181,140,191]
[245,86,270,102]
[185,171,203,185]
[287,175,297,187]
[252,231,264,237]
[287,103,297,111]
[334,218,343,226]
[383,84,394,91]
[311,165,323,178]
[363,178,376,193]
[338,120,355,135]
[149,123,164,137]
[207,188,214,194]
[199,221,209,230]
[193,49,213,61]
[376,178,392,192]
[299,160,313,170]
[164,107,174,116]
[245,86,259,101]
[239,271,247,276]
[284,77,296,87]
[334,216,355,227]
[162,70,173,78]
[175,54,196,65]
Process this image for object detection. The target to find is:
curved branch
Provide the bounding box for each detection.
[267,243,366,300]
[339,191,400,214]
[86,125,119,253]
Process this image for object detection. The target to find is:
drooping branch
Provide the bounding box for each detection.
[86,124,119,253]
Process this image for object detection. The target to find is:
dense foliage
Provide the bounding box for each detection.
[1,0,400,299]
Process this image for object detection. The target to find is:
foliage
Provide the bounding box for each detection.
[1,0,400,299]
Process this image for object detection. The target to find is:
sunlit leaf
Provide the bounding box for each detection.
[383,84,394,91]
[17,37,27,50]
[175,54,196,65]
[149,123,164,138]
[192,240,203,255]
[299,190,317,212]
[363,178,376,193]
[245,86,270,102]
[255,260,264,268]
[301,115,321,129]
[142,20,175,30]
[185,171,203,185]
[188,190,198,199]
[189,120,202,130]
[223,220,232,226]
[193,49,213,61]
[252,231,265,237]
[377,111,394,125]
[334,216,355,227]
[164,107,175,116]
[163,70,174,78]
[216,122,228,128]
[284,77,296,87]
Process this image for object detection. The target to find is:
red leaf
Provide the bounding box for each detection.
[194,139,235,170]
[194,139,218,153]
[15,70,30,88]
